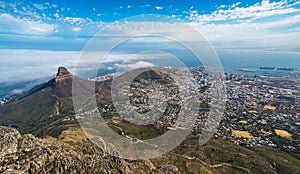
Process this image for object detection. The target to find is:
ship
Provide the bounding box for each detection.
[259,66,275,70]
[277,67,294,71]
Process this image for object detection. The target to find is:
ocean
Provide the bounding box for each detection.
[98,49,300,78]
[217,49,300,77]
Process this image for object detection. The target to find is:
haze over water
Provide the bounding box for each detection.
[1,49,299,99]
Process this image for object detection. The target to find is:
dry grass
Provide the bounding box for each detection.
[264,105,276,110]
[58,127,87,142]
[43,136,58,143]
[275,129,292,138]
[232,130,254,138]
[248,110,258,113]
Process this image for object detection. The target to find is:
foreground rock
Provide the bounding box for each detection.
[0,126,172,174]
[0,126,21,160]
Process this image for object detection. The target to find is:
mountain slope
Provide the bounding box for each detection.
[0,67,173,137]
[0,67,299,173]
[0,67,77,137]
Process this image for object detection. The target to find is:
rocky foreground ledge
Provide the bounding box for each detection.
[0,126,179,174]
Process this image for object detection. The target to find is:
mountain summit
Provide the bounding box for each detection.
[54,67,73,98]
[55,67,72,83]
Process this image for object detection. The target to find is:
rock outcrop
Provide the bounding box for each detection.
[0,126,173,174]
[54,67,74,98]
[55,67,72,84]
[0,126,21,160]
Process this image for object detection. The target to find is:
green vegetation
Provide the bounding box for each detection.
[252,147,300,174]
[150,136,300,174]
[238,120,248,124]
[108,119,166,140]
[0,88,78,137]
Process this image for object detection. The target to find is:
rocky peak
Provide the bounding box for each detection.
[57,67,70,76]
[55,67,72,83]
[54,67,74,98]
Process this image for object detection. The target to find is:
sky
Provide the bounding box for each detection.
[0,0,300,97]
[0,0,299,51]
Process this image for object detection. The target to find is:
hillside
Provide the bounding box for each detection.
[0,67,173,137]
[0,67,299,173]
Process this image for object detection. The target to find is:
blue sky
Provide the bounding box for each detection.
[0,0,299,51]
[0,0,300,97]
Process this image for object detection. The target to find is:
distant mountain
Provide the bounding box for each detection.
[0,67,166,137]
[0,67,76,137]
[0,66,101,137]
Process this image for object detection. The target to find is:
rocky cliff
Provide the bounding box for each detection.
[0,126,178,174]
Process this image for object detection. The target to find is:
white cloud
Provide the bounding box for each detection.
[231,2,241,8]
[10,89,25,95]
[0,49,80,84]
[0,0,298,53]
[53,13,59,18]
[0,1,105,37]
[51,4,57,8]
[155,6,164,10]
[72,27,81,32]
[96,18,300,52]
[33,3,46,11]
[217,5,227,9]
[0,13,56,35]
[190,14,300,51]
[0,49,162,87]
[180,0,300,52]
[292,1,300,6]
[189,0,299,23]
[115,61,155,70]
[191,13,300,36]
[60,16,96,26]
